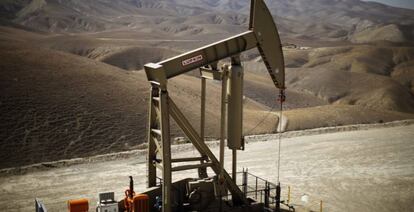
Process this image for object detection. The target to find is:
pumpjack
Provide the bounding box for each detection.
[142,0,285,211]
[36,0,288,211]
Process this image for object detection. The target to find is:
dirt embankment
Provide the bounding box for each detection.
[1,119,413,176]
[0,121,413,212]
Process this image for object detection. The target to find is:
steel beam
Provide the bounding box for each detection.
[171,163,213,172]
[168,97,248,205]
[159,89,172,212]
[147,87,158,188]
[171,157,206,163]
[145,31,256,82]
[199,76,208,178]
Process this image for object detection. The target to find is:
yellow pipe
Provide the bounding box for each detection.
[320,200,323,212]
[287,186,291,205]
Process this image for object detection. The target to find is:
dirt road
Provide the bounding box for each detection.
[0,122,413,211]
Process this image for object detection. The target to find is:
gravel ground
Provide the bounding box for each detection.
[0,122,413,212]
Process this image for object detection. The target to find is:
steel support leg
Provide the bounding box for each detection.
[147,86,158,188]
[220,68,228,182]
[199,77,208,178]
[159,89,172,212]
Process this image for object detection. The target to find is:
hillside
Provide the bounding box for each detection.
[0,27,278,168]
[0,0,414,169]
[1,0,413,43]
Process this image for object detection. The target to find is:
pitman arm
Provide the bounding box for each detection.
[144,0,285,89]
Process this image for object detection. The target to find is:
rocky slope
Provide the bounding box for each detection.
[1,0,413,43]
[0,0,413,169]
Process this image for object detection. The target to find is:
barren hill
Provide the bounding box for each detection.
[1,0,414,43]
[0,0,414,169]
[0,26,280,169]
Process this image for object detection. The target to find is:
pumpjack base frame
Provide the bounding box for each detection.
[140,176,288,212]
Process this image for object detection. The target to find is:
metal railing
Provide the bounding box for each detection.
[235,169,323,212]
[234,169,283,211]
